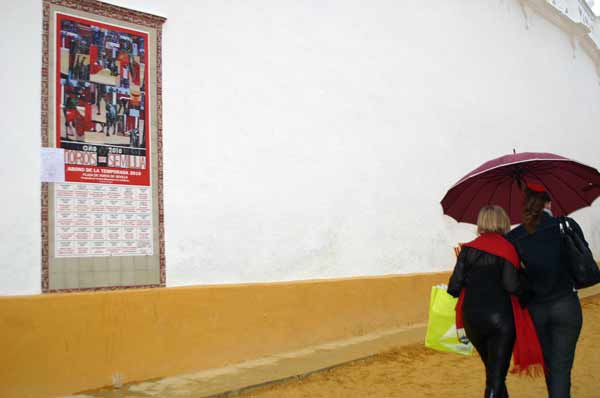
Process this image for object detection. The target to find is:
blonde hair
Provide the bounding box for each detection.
[477,205,511,235]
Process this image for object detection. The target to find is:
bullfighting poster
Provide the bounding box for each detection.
[56,12,150,186]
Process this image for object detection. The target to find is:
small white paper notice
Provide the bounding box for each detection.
[41,148,65,182]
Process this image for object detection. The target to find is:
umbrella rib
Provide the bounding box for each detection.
[486,177,505,206]
[561,162,600,185]
[555,161,600,181]
[442,178,478,214]
[547,168,593,206]
[541,161,600,187]
[508,177,515,221]
[458,179,491,222]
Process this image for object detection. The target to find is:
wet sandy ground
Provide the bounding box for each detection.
[237,295,600,398]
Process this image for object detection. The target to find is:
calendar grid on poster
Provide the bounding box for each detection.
[54,182,153,257]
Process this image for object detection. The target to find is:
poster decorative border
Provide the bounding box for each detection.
[41,0,166,293]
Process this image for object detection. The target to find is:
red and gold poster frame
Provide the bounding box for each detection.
[41,0,166,293]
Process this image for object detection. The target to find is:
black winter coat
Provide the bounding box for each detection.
[448,246,525,317]
[507,212,586,304]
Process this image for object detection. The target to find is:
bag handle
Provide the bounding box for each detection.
[558,217,573,232]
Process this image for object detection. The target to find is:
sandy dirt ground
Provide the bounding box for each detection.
[237,295,600,398]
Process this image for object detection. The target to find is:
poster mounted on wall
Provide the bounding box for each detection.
[41,0,166,293]
[55,12,151,186]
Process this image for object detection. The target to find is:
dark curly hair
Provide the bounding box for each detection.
[522,187,551,234]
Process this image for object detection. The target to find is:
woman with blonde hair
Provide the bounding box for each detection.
[448,205,544,398]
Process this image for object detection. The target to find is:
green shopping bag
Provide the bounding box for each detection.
[424,284,474,355]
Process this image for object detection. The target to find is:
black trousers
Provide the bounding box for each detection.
[529,294,582,398]
[464,311,515,398]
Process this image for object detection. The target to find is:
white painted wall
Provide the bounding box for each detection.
[1,0,599,294]
[0,1,42,295]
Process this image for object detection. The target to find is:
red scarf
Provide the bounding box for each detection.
[456,233,545,376]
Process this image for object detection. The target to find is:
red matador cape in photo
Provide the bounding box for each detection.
[456,233,546,376]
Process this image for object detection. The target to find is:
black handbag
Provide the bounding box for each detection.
[558,217,600,289]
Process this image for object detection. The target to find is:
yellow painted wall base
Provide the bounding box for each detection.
[0,272,449,398]
[2,271,599,398]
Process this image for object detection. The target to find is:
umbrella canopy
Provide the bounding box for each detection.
[441,152,600,224]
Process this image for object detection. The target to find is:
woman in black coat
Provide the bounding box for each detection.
[448,205,542,398]
[507,183,589,398]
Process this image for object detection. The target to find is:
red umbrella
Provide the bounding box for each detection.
[441,152,600,224]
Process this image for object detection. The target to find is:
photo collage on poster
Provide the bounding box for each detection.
[57,13,150,186]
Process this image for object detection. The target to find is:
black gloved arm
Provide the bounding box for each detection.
[448,249,468,298]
